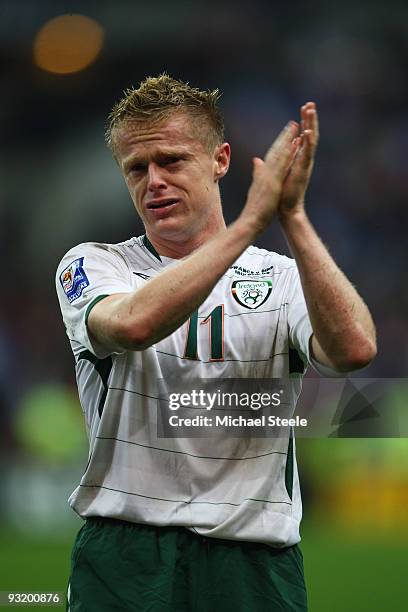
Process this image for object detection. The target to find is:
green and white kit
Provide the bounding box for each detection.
[56,234,330,548]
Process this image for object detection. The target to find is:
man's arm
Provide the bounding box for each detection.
[88,221,255,352]
[88,121,299,353]
[281,211,376,371]
[279,103,376,371]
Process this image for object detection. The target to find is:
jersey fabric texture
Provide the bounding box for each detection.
[56,234,328,548]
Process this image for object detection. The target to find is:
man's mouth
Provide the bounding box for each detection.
[146,198,179,210]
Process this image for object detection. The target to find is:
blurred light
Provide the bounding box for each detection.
[14,383,86,463]
[33,14,104,75]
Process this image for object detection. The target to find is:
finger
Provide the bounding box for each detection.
[286,134,311,180]
[264,121,299,175]
[300,102,314,133]
[300,104,307,133]
[303,102,318,140]
[265,121,298,160]
[296,129,314,167]
[311,104,319,141]
[291,136,302,159]
[252,156,265,177]
[290,136,302,164]
[284,137,301,178]
[304,109,319,149]
[301,102,313,127]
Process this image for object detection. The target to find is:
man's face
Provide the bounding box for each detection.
[114,113,230,244]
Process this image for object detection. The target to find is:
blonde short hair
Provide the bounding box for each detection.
[105,73,224,155]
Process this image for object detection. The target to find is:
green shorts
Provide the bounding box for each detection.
[67,518,307,611]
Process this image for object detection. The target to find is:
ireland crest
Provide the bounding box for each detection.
[231,279,272,310]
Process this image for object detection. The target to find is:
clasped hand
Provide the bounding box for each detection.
[242,102,319,234]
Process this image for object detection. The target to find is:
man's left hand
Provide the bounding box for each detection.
[279,102,319,216]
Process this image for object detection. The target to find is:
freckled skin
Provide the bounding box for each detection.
[114,114,231,258]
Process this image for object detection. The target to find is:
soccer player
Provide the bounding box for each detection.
[56,75,376,611]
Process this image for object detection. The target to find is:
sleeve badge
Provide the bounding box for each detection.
[60,257,90,303]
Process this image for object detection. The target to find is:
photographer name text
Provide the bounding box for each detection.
[168,415,308,428]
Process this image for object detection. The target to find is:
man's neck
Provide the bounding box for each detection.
[146,220,227,260]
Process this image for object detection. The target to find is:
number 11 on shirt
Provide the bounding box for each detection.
[183,305,224,361]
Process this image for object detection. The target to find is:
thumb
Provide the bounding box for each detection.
[252,157,264,176]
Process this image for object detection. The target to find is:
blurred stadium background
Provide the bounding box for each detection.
[1,0,407,610]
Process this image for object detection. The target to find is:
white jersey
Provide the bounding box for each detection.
[56,234,324,547]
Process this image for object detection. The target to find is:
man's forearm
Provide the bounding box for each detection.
[280,210,377,371]
[89,219,257,351]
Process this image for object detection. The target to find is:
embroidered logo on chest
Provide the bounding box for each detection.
[231,279,272,309]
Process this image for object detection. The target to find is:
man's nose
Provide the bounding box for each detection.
[147,163,167,191]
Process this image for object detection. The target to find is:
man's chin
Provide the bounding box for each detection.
[148,218,193,242]
[146,222,208,255]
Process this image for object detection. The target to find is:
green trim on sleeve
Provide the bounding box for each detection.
[285,428,294,500]
[85,294,110,325]
[289,347,306,375]
[77,350,113,417]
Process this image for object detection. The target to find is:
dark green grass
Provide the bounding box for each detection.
[302,527,408,611]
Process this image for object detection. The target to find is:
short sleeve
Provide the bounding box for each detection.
[56,242,133,358]
[286,265,342,377]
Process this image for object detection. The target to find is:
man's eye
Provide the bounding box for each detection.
[164,157,182,166]
[130,164,146,173]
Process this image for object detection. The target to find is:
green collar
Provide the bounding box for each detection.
[142,234,162,262]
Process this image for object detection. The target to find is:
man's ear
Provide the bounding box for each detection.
[213,143,231,181]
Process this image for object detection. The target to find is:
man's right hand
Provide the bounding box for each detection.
[240,121,300,236]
